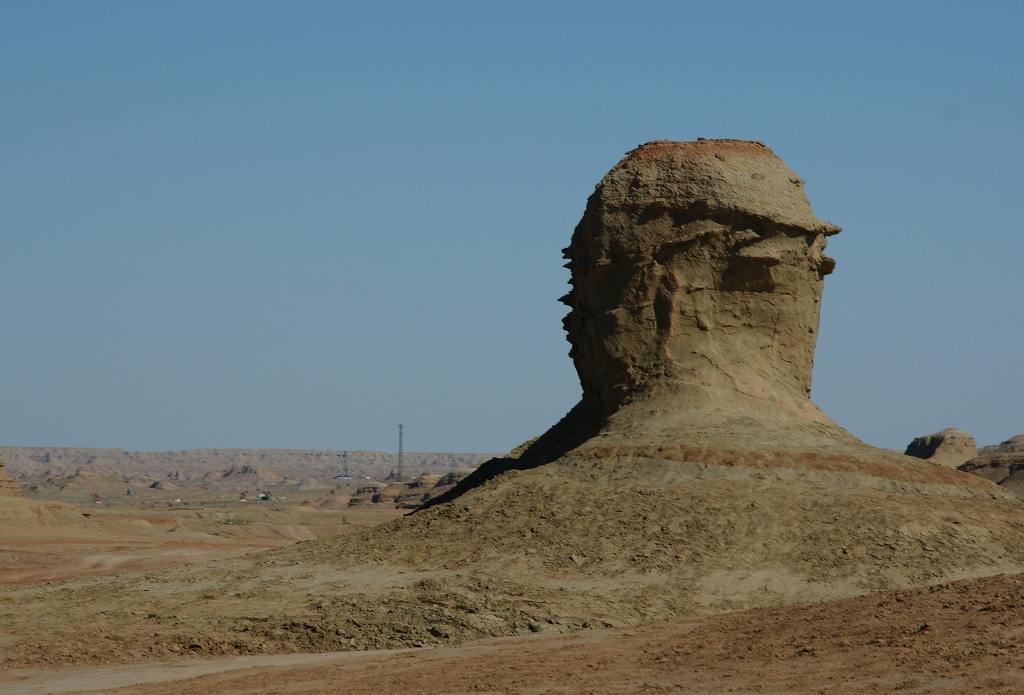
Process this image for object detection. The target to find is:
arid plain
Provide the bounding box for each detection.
[5,458,1024,694]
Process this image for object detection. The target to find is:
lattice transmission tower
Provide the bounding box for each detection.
[397,423,404,482]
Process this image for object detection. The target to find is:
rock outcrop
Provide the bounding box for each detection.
[398,140,1024,613]
[344,482,388,507]
[959,435,1024,496]
[450,140,965,466]
[562,139,839,426]
[905,428,978,468]
[0,457,21,496]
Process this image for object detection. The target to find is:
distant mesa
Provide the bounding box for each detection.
[905,428,978,468]
[903,431,1024,499]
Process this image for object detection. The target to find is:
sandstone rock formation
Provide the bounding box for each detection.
[404,140,1024,612]
[0,457,21,496]
[443,140,960,470]
[959,434,1024,496]
[905,428,978,468]
[562,139,839,427]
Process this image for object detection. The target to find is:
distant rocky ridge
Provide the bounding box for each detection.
[959,435,1024,497]
[0,447,494,488]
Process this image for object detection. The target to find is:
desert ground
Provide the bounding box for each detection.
[3,499,1024,694]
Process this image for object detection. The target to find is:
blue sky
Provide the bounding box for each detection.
[2,2,1022,453]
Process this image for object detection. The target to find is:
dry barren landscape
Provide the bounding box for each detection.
[4,501,1024,694]
[4,140,1024,694]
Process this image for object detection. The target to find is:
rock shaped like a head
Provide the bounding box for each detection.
[562,140,840,419]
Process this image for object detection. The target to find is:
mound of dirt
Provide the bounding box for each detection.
[23,467,129,503]
[317,489,351,509]
[906,428,978,468]
[0,497,101,540]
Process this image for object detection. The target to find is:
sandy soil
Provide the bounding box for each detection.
[0,502,403,586]
[5,477,1024,694]
[4,571,1024,694]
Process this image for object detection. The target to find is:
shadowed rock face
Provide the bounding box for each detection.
[562,139,840,420]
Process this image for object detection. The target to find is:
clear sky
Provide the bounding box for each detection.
[2,2,1022,454]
